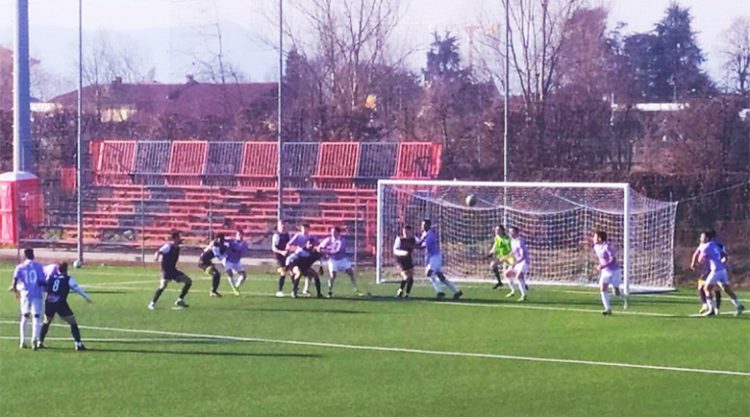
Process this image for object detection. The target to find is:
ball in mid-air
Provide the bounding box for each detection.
[465,194,477,207]
[73,260,82,269]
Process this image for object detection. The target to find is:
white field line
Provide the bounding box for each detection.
[0,336,222,343]
[0,320,746,377]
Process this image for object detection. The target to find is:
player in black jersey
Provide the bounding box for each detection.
[271,220,291,297]
[38,262,92,351]
[285,238,323,298]
[199,233,226,297]
[149,232,192,310]
[393,225,417,298]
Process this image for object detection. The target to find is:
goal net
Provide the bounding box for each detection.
[376,180,678,292]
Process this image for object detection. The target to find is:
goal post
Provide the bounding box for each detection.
[376,180,678,293]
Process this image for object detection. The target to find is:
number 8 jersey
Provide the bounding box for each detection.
[46,272,85,304]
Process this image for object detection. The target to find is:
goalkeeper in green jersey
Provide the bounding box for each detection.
[489,225,514,289]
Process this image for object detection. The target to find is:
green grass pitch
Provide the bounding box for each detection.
[1,264,748,417]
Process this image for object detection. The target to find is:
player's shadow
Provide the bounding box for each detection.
[84,347,321,358]
[84,290,129,295]
[247,307,370,315]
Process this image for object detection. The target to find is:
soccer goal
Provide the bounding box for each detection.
[376,180,678,293]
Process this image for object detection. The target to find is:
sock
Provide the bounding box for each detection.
[438,273,459,293]
[698,287,706,304]
[40,322,50,343]
[292,277,300,293]
[406,278,414,294]
[70,324,81,342]
[303,278,310,293]
[428,274,443,293]
[32,315,41,342]
[227,273,235,288]
[716,291,723,308]
[600,290,611,311]
[179,281,192,299]
[399,280,407,290]
[506,280,515,292]
[211,270,220,292]
[328,277,335,293]
[492,265,502,283]
[729,295,739,307]
[348,272,358,291]
[707,298,716,312]
[19,315,28,345]
[517,277,527,296]
[314,277,322,296]
[152,288,164,303]
[278,276,285,291]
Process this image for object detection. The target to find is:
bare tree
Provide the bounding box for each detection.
[286,0,403,138]
[82,30,148,86]
[720,16,750,95]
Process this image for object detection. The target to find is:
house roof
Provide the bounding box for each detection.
[50,77,277,119]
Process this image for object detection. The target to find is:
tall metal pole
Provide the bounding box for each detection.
[76,0,84,266]
[502,0,510,225]
[13,0,31,172]
[276,0,283,222]
[503,0,509,184]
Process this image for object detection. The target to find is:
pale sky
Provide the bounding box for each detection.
[1,0,748,93]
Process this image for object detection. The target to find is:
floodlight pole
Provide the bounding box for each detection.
[502,0,510,224]
[276,0,283,222]
[13,0,31,172]
[76,0,84,266]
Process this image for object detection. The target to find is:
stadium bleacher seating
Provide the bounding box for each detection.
[52,140,442,252]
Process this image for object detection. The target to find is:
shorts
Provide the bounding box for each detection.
[425,254,443,274]
[704,269,729,287]
[20,296,43,316]
[198,261,215,272]
[328,258,352,273]
[512,261,529,276]
[161,269,190,282]
[224,261,245,274]
[599,268,622,287]
[396,258,414,272]
[275,254,288,268]
[45,300,74,318]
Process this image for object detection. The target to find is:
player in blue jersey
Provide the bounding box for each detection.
[224,230,249,295]
[699,231,744,317]
[38,262,92,351]
[9,248,46,349]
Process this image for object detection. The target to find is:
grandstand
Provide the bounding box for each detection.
[39,140,442,257]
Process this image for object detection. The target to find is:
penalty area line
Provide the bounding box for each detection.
[1,320,746,377]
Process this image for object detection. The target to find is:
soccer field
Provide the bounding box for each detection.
[1,264,748,417]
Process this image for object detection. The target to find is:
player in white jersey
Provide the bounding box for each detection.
[318,227,363,298]
[9,248,46,349]
[417,219,462,300]
[504,227,530,301]
[225,230,249,293]
[592,230,627,315]
[698,231,744,317]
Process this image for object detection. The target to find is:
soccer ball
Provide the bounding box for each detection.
[73,260,82,269]
[465,194,477,207]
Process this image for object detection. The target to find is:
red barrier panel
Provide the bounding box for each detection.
[95,140,136,185]
[238,142,277,188]
[166,141,208,186]
[60,166,77,191]
[395,142,442,179]
[315,142,359,189]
